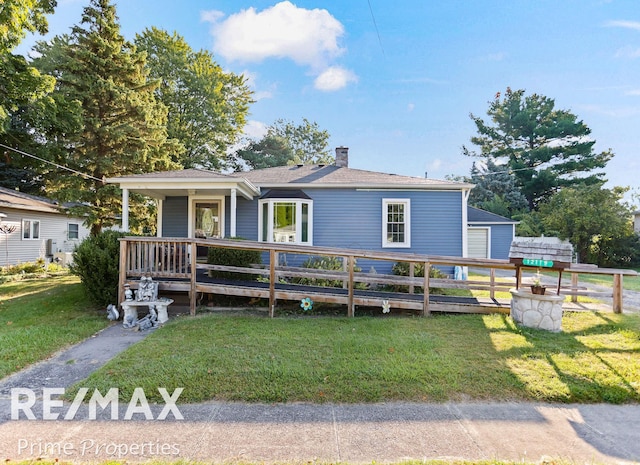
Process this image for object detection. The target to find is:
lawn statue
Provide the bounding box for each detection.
[106,304,119,321]
[120,276,172,330]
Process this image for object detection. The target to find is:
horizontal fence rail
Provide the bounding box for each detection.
[118,237,637,316]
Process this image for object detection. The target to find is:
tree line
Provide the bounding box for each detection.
[1,0,330,235]
[2,1,638,267]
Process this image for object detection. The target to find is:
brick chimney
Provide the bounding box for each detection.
[335,146,349,168]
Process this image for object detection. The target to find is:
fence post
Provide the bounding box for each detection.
[613,274,623,314]
[422,262,431,316]
[348,255,355,317]
[409,262,415,294]
[190,240,197,316]
[489,268,496,300]
[118,239,127,307]
[269,249,276,317]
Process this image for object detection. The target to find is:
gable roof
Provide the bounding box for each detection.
[467,206,518,224]
[239,164,473,190]
[0,186,62,214]
[107,165,473,197]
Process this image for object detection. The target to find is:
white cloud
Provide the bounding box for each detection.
[203,1,345,69]
[242,120,269,139]
[626,89,640,96]
[240,70,275,101]
[313,66,357,91]
[614,45,640,59]
[604,20,640,31]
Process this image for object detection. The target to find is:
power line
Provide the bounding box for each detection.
[0,142,104,183]
[367,0,385,58]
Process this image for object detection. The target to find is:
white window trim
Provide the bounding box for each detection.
[382,199,411,248]
[68,222,80,240]
[22,219,41,240]
[258,199,313,246]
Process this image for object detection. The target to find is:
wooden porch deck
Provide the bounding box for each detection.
[118,237,637,317]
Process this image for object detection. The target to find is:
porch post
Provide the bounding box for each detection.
[122,188,129,232]
[230,188,237,237]
[156,199,163,237]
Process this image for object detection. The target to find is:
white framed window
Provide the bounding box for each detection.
[382,199,411,248]
[68,223,80,240]
[22,219,40,240]
[259,199,313,245]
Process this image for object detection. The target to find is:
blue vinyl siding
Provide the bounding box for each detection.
[236,188,463,274]
[226,196,259,239]
[163,197,188,237]
[489,223,514,260]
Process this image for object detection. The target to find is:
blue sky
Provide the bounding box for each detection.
[16,0,640,200]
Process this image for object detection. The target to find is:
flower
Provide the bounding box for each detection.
[382,300,390,313]
[300,297,313,311]
[532,270,544,287]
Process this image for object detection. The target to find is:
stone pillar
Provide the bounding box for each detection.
[510,288,564,332]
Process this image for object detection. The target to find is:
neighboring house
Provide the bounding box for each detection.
[467,206,518,260]
[0,187,90,267]
[107,147,475,273]
[634,210,640,234]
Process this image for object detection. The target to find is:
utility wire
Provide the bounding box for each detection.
[0,142,104,183]
[367,0,385,58]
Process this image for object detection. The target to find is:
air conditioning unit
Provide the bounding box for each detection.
[54,252,74,267]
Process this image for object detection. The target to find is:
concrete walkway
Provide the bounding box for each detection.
[1,325,639,464]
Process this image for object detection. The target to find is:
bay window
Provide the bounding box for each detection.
[259,198,313,245]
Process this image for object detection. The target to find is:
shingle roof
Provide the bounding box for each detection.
[239,164,471,189]
[0,186,61,214]
[114,168,239,180]
[467,206,518,224]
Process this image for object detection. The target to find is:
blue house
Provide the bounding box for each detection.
[467,206,518,260]
[108,147,475,272]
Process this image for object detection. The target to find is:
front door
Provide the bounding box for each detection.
[195,201,221,239]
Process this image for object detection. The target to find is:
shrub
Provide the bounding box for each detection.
[292,255,365,289]
[1,258,46,275]
[69,230,128,306]
[207,237,262,281]
[390,261,447,294]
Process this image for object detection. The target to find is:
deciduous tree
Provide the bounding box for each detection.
[135,27,252,170]
[539,185,638,266]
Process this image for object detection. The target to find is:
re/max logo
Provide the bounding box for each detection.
[11,387,184,420]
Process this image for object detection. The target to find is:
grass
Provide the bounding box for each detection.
[0,274,110,378]
[72,310,640,404]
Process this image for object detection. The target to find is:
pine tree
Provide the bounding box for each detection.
[464,88,613,210]
[34,0,181,234]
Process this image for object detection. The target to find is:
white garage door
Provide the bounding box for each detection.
[468,228,489,259]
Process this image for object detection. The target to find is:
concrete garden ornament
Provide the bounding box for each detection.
[300,297,313,311]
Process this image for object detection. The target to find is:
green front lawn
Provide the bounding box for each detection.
[74,311,640,404]
[0,275,109,378]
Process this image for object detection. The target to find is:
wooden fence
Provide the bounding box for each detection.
[118,237,637,316]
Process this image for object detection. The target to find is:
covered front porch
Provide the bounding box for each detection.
[107,169,260,239]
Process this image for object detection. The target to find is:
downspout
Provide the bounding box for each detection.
[461,188,470,281]
[462,188,470,258]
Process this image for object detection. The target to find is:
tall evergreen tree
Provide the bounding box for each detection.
[464,88,613,210]
[135,27,252,170]
[32,0,181,235]
[467,159,528,218]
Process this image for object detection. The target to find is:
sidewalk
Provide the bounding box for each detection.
[1,325,639,464]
